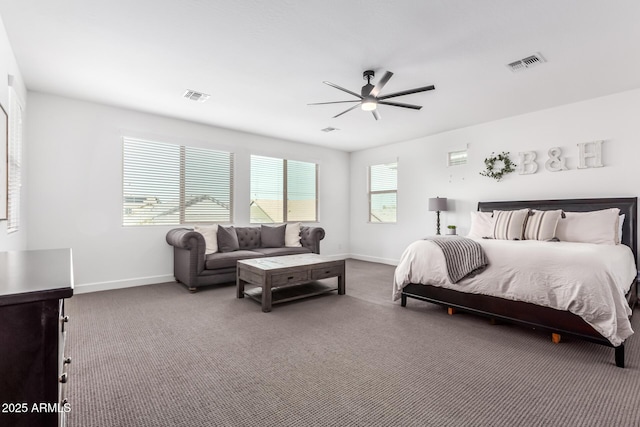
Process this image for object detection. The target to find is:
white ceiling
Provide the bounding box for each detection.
[1,1,640,152]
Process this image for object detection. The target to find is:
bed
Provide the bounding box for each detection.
[395,198,638,368]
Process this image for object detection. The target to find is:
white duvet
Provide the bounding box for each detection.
[393,238,636,346]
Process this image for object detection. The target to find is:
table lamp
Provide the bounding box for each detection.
[428,197,448,235]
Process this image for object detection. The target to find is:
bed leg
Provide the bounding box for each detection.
[551,333,561,344]
[447,307,456,315]
[615,344,625,368]
[401,293,407,307]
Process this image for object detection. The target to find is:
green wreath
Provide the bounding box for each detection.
[480,151,516,181]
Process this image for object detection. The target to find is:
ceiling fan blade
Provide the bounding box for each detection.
[333,103,361,118]
[372,110,381,120]
[308,100,361,105]
[377,85,435,100]
[369,71,393,97]
[323,81,363,99]
[378,101,422,110]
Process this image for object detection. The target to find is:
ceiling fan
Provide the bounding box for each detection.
[309,70,435,120]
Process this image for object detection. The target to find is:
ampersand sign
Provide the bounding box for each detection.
[545,147,568,172]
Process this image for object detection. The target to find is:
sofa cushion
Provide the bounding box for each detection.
[251,247,312,257]
[204,250,265,270]
[235,227,262,250]
[217,226,240,252]
[261,224,286,248]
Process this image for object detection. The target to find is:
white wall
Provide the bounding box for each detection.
[350,88,640,265]
[0,16,27,251]
[26,93,350,291]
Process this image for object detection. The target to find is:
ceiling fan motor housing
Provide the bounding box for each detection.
[362,70,375,96]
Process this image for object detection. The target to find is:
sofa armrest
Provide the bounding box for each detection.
[300,226,325,254]
[166,228,206,276]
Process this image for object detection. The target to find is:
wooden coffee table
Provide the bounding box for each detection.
[236,254,345,312]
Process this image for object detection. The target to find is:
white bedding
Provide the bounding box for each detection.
[393,238,636,346]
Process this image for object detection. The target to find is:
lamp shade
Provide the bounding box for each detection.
[428,197,448,212]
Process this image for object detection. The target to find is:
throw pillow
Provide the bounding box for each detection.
[285,222,302,247]
[523,210,562,241]
[555,208,620,245]
[194,224,219,254]
[467,212,493,239]
[492,209,530,240]
[217,226,240,252]
[261,224,286,248]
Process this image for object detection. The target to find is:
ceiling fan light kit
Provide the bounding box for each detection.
[309,70,435,120]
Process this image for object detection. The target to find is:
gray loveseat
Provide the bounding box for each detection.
[166,226,325,292]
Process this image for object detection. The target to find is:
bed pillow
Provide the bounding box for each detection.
[467,211,493,238]
[618,214,625,244]
[285,222,302,247]
[555,208,620,245]
[194,224,219,254]
[492,209,529,240]
[217,226,240,252]
[523,210,562,241]
[261,224,286,248]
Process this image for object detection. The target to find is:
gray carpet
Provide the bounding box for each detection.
[66,259,640,427]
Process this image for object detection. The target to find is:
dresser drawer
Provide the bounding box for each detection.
[311,265,343,280]
[271,270,309,286]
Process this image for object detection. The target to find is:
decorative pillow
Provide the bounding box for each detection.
[217,226,240,252]
[261,224,286,248]
[492,209,530,240]
[523,210,562,241]
[194,224,219,254]
[467,212,493,239]
[555,208,620,245]
[285,222,302,247]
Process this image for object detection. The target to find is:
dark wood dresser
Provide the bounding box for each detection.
[0,249,74,427]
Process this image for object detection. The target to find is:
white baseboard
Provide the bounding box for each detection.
[74,274,175,294]
[74,254,396,294]
[348,253,399,266]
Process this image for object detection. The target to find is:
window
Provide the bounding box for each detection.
[369,162,397,223]
[123,138,233,226]
[7,87,23,233]
[250,155,317,223]
[448,149,468,166]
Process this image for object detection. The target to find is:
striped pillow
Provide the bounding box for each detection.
[524,210,562,241]
[492,209,530,240]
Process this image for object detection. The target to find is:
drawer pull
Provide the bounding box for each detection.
[288,276,294,280]
[59,373,68,384]
[61,315,70,323]
[64,357,72,365]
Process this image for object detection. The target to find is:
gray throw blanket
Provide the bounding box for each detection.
[424,236,489,283]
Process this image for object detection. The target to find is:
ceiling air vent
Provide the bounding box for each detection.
[507,53,546,73]
[321,127,339,133]
[183,90,210,102]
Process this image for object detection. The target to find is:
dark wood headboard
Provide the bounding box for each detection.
[477,197,638,261]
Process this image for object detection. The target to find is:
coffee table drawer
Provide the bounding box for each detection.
[311,265,343,280]
[271,270,309,286]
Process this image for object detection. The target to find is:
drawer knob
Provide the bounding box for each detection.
[61,315,70,323]
[64,357,72,365]
[59,373,68,384]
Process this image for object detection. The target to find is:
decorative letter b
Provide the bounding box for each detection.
[518,151,538,175]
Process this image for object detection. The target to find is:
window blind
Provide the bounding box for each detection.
[250,155,317,223]
[123,138,233,226]
[7,87,23,233]
[448,150,468,166]
[369,162,397,223]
